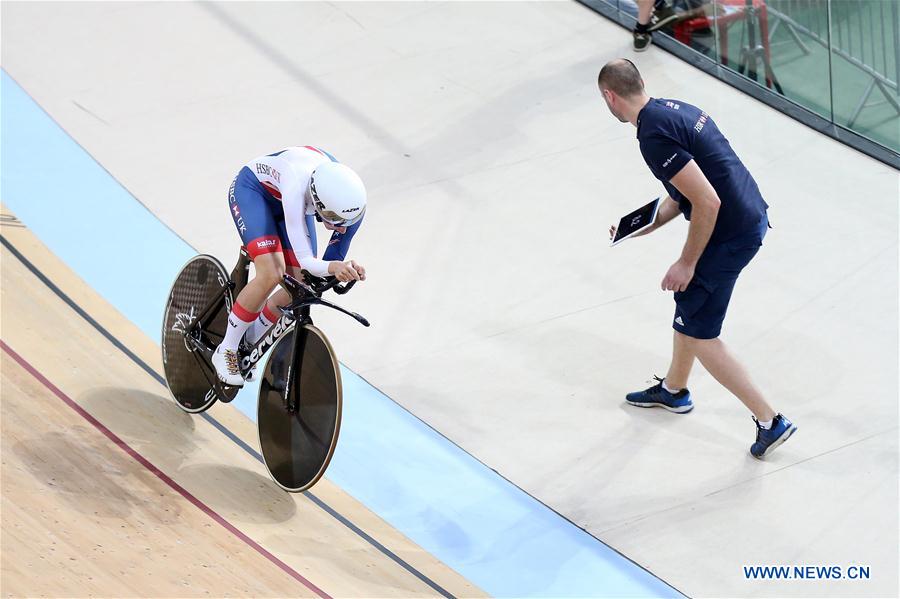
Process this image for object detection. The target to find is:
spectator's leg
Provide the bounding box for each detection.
[633,0,654,51]
[636,0,655,28]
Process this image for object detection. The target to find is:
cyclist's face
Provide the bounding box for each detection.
[307,188,348,232]
[322,220,347,234]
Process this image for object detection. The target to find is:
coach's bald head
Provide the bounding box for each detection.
[598,59,649,125]
[598,59,645,97]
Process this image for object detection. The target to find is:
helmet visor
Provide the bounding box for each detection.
[317,204,366,228]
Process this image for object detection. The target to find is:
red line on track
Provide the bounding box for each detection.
[1,339,332,599]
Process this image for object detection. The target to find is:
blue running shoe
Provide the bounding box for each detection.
[750,414,797,459]
[625,376,693,413]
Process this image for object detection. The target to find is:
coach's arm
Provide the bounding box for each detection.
[608,195,680,240]
[662,159,721,291]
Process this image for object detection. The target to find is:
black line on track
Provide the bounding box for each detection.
[0,234,455,599]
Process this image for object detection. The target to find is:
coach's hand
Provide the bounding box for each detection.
[608,224,617,240]
[662,259,695,292]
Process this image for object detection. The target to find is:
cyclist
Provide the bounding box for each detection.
[213,145,367,386]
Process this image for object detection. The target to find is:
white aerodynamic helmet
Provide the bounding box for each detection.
[308,162,367,227]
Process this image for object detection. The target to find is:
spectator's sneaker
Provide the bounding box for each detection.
[625,376,693,413]
[750,414,797,459]
[647,4,681,31]
[633,29,652,52]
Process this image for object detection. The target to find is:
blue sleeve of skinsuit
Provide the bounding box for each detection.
[322,217,363,261]
[305,213,318,257]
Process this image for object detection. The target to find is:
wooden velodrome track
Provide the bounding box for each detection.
[0,206,482,598]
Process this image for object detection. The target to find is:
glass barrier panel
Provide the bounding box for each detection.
[828,0,900,152]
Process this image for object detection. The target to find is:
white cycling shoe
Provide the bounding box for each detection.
[212,345,245,387]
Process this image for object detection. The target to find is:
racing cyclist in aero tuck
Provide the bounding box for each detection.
[213,145,368,387]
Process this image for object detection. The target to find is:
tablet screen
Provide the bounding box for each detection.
[611,198,660,246]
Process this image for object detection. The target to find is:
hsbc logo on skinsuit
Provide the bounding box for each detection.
[255,163,281,182]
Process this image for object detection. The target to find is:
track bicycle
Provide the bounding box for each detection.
[161,248,368,491]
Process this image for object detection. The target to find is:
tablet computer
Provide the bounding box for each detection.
[610,197,661,247]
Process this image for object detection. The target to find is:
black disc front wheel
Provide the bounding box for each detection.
[258,324,342,492]
[162,254,237,413]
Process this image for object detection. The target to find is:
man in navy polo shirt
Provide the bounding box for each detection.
[597,58,797,458]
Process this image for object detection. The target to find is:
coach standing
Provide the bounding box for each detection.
[598,59,797,458]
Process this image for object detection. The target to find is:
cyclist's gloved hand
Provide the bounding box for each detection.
[329,260,366,282]
[350,260,366,281]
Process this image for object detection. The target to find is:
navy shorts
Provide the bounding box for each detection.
[673,214,769,339]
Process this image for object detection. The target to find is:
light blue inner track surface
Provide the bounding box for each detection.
[1,70,680,598]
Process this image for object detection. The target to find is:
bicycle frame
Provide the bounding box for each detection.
[183,248,368,409]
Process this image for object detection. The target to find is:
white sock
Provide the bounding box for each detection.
[662,380,682,394]
[758,418,773,430]
[222,302,259,351]
[246,308,276,345]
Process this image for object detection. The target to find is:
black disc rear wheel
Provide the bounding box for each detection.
[162,254,237,413]
[258,324,342,492]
